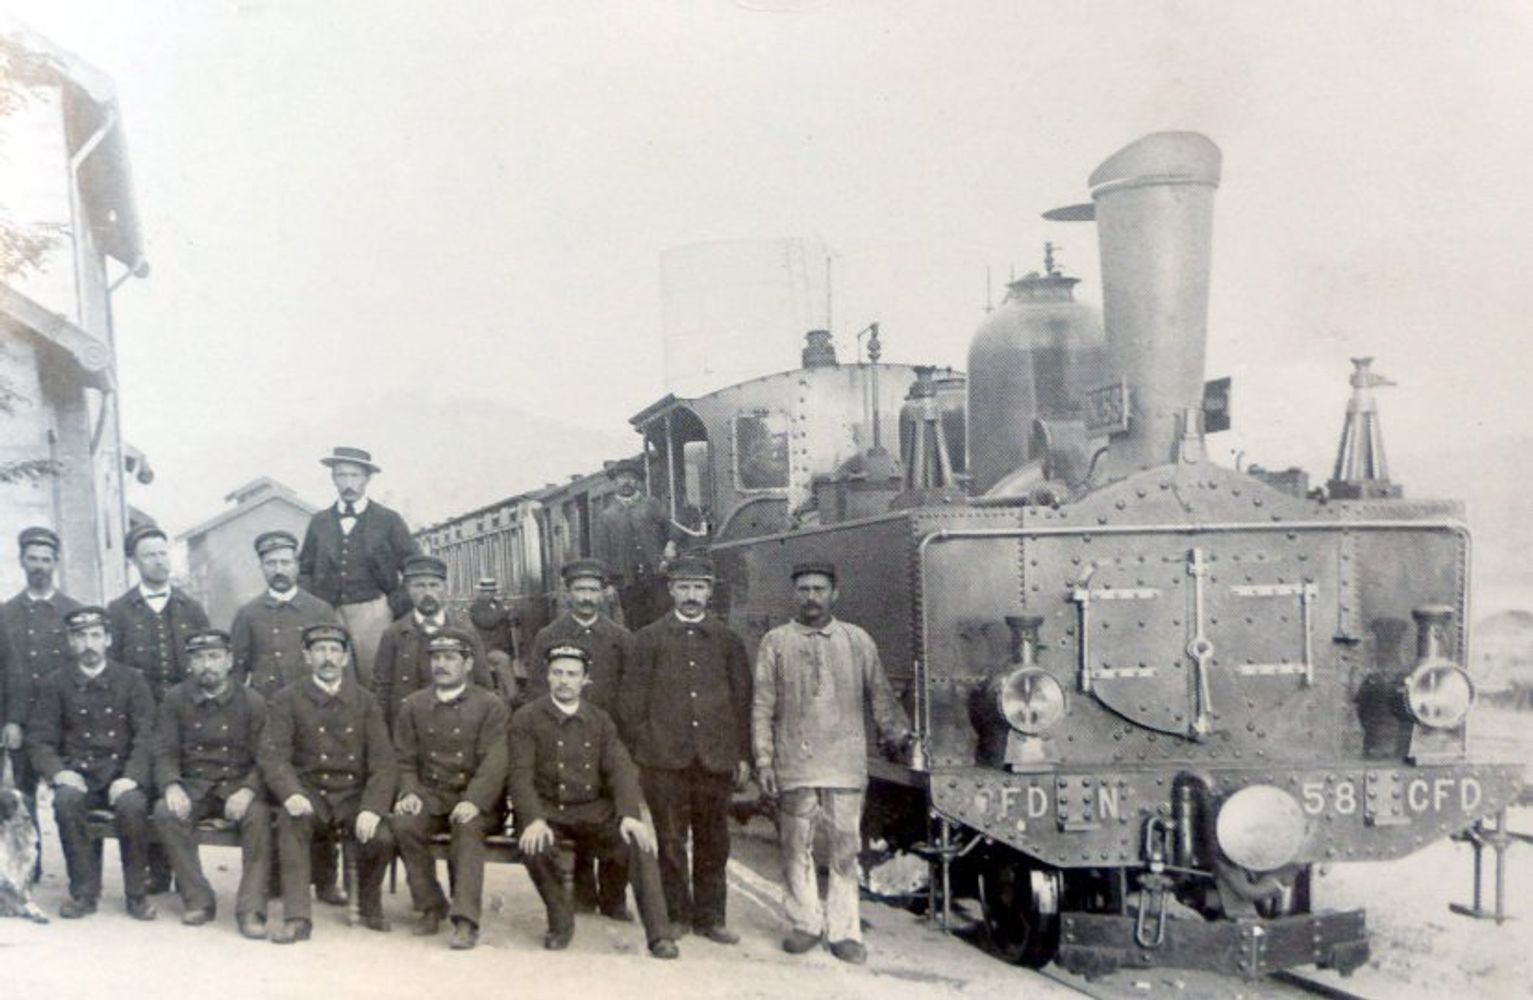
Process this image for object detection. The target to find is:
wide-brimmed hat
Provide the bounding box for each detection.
[320,446,381,474]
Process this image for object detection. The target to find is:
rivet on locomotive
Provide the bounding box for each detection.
[421,132,1525,980]
[709,132,1524,980]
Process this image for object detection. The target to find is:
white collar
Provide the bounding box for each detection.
[78,660,108,680]
[570,611,599,628]
[267,587,297,603]
[139,582,171,601]
[434,683,468,703]
[414,611,446,628]
[24,588,57,603]
[674,609,706,625]
[312,675,343,697]
[551,696,580,716]
[337,496,370,516]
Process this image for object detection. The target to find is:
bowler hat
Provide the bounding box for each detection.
[403,554,448,579]
[320,446,381,474]
[254,530,299,557]
[791,560,837,584]
[63,606,111,632]
[666,554,715,582]
[125,523,167,557]
[185,628,233,653]
[18,526,60,553]
[560,558,609,586]
[301,623,350,649]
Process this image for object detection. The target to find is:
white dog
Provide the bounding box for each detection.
[0,753,46,923]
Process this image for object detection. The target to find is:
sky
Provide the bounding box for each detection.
[4,1,1532,599]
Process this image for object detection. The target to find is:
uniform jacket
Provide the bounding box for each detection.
[2,590,81,726]
[752,618,910,791]
[297,501,418,616]
[154,679,267,801]
[230,588,341,698]
[507,696,642,827]
[27,659,156,792]
[373,609,492,729]
[526,612,632,713]
[259,677,396,816]
[393,684,508,815]
[620,612,752,775]
[106,586,211,703]
[593,495,670,587]
[0,626,17,728]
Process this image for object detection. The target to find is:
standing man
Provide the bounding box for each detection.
[152,629,273,937]
[373,555,491,730]
[231,530,342,699]
[619,554,752,945]
[108,523,210,705]
[529,557,634,916]
[108,523,210,893]
[1,527,82,881]
[593,458,675,630]
[509,642,678,959]
[27,607,158,920]
[390,629,508,950]
[297,446,419,688]
[259,623,397,944]
[753,562,912,965]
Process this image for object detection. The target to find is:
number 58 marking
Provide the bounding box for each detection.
[1301,780,1357,816]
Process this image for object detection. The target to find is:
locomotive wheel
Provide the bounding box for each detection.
[977,856,1062,968]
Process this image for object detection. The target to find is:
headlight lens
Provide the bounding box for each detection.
[1216,785,1307,872]
[1403,661,1474,728]
[997,667,1067,735]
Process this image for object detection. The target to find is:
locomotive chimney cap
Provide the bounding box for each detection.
[1088,131,1222,196]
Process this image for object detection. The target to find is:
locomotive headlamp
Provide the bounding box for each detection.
[1403,661,1474,729]
[1215,785,1307,872]
[999,667,1067,735]
[1402,605,1474,729]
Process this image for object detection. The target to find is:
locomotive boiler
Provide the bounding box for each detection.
[706,132,1525,978]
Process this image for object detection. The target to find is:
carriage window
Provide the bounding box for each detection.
[734,410,789,490]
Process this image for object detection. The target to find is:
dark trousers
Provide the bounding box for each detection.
[641,763,732,930]
[572,843,630,915]
[152,793,272,917]
[525,816,670,944]
[392,810,491,926]
[53,784,151,903]
[276,802,393,923]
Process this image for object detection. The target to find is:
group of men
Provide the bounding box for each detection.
[0,445,913,966]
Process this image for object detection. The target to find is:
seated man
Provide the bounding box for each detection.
[26,606,157,920]
[258,623,397,944]
[391,629,509,950]
[508,642,678,959]
[152,629,273,937]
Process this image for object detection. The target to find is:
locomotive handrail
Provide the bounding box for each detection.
[913,517,1473,751]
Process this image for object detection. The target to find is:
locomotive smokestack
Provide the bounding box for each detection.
[1090,132,1221,476]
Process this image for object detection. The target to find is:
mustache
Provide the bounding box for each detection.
[268,573,294,590]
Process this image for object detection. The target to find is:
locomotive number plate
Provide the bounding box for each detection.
[1295,771,1484,820]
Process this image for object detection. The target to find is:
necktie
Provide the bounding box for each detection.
[342,502,357,517]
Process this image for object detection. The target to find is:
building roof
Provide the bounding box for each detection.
[178,478,318,542]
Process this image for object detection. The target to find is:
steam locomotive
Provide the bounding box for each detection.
[418,132,1524,979]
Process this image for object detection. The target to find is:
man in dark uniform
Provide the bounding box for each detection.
[231,530,343,699]
[373,555,491,731]
[107,522,210,892]
[619,554,752,944]
[529,557,634,916]
[259,623,397,943]
[467,577,516,667]
[297,446,419,689]
[152,629,273,937]
[509,642,678,959]
[1,527,81,880]
[27,606,158,920]
[593,458,675,630]
[390,629,508,950]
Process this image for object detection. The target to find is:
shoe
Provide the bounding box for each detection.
[315,885,349,907]
[693,924,739,945]
[413,909,444,937]
[600,904,634,923]
[358,913,391,933]
[648,937,679,960]
[59,896,97,919]
[829,939,867,965]
[543,929,572,951]
[126,897,158,922]
[147,876,173,896]
[270,918,312,944]
[782,929,821,955]
[181,906,215,927]
[449,920,478,951]
[237,913,269,940]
